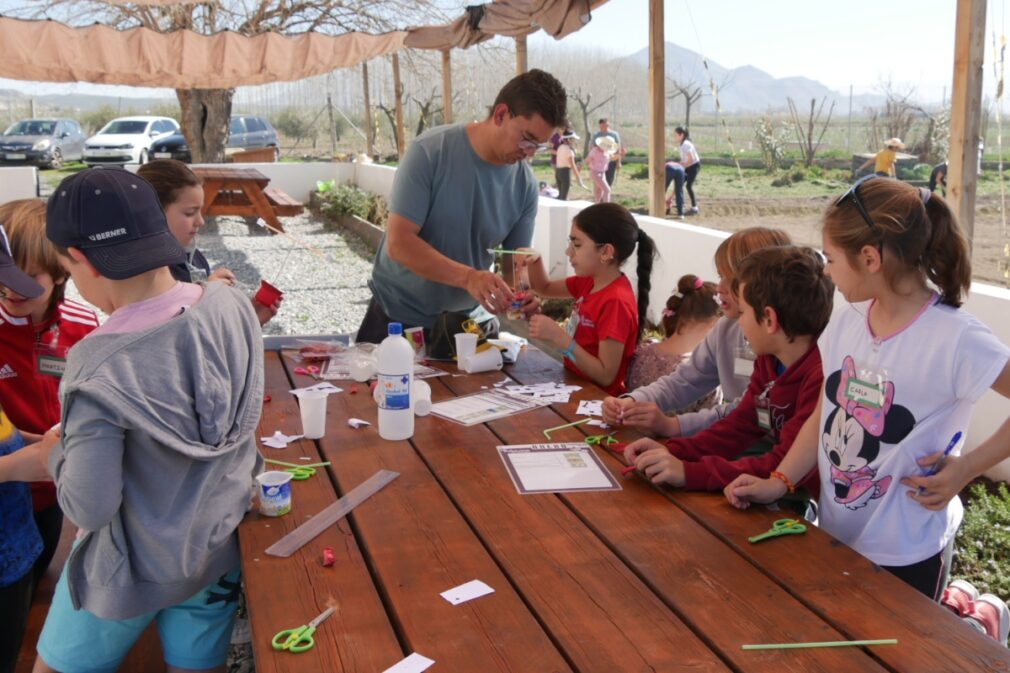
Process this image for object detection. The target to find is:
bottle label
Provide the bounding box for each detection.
[378,373,411,410]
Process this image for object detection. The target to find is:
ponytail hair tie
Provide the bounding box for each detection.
[693,277,704,289]
[662,308,675,318]
[919,187,932,204]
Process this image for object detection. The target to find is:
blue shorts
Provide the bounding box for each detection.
[37,566,241,673]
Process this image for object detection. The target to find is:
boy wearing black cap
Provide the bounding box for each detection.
[33,167,264,673]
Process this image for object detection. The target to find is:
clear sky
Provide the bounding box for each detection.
[0,0,1003,103]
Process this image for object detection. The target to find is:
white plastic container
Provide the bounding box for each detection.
[376,322,414,440]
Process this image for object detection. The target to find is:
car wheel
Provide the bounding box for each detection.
[272,145,280,162]
[138,150,148,165]
[48,149,64,170]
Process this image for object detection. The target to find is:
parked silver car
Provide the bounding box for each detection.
[0,118,86,169]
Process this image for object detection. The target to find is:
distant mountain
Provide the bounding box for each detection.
[0,88,177,115]
[620,42,885,113]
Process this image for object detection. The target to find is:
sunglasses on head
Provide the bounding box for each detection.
[836,174,879,230]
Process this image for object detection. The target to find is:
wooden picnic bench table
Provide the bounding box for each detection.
[192,166,302,234]
[240,346,1010,673]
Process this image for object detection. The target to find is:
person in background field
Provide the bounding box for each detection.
[587,136,617,204]
[726,176,1010,643]
[674,126,701,216]
[664,160,686,218]
[626,274,721,404]
[33,167,264,673]
[355,69,567,345]
[555,130,587,201]
[929,162,948,196]
[590,117,625,189]
[137,160,281,326]
[0,200,100,590]
[602,227,793,438]
[856,137,904,178]
[624,246,832,496]
[548,124,565,184]
[521,202,657,396]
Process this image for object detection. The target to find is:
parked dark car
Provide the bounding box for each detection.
[150,114,280,163]
[0,118,86,169]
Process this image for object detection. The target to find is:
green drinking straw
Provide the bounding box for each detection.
[542,418,591,439]
[265,459,331,469]
[742,639,897,651]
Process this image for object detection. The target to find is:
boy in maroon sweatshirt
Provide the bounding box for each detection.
[624,246,833,493]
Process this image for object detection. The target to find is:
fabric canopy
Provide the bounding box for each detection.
[0,16,406,89]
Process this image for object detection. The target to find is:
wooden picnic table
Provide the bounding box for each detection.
[192,166,302,234]
[240,346,1010,673]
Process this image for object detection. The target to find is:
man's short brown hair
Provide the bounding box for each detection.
[491,69,567,128]
[735,246,834,341]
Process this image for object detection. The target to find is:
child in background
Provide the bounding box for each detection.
[674,126,701,215]
[855,137,903,177]
[624,246,832,493]
[524,202,656,395]
[587,136,616,203]
[603,227,792,438]
[626,274,720,400]
[33,168,264,672]
[726,177,1010,641]
[0,199,99,586]
[137,159,281,325]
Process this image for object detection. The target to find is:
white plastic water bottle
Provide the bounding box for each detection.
[376,322,414,440]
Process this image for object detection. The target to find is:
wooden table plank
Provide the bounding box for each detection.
[239,352,403,673]
[315,369,574,673]
[439,366,890,673]
[508,347,1010,672]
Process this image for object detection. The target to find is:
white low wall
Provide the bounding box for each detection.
[0,167,39,204]
[189,162,340,203]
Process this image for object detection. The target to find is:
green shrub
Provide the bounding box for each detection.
[771,174,793,187]
[790,166,807,183]
[630,165,649,180]
[318,184,388,227]
[953,482,1010,597]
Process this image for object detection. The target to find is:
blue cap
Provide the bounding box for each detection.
[388,322,403,336]
[46,167,186,280]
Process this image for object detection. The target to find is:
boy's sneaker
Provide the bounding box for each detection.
[942,579,980,616]
[966,593,1010,644]
[686,207,699,216]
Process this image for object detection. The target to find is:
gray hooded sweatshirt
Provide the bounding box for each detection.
[628,316,750,436]
[49,283,264,620]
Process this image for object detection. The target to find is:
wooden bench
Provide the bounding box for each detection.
[263,187,304,217]
[229,147,278,163]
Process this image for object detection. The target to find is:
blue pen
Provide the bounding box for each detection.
[917,431,962,495]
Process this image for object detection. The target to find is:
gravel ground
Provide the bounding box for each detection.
[65,211,375,337]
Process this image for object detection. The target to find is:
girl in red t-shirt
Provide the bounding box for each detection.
[524,203,656,395]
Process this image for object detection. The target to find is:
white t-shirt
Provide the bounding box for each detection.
[556,143,576,169]
[679,139,700,165]
[816,296,1009,566]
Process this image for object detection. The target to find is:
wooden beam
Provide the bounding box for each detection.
[515,34,528,75]
[648,0,665,217]
[392,52,406,158]
[947,0,985,248]
[442,50,453,124]
[362,61,374,158]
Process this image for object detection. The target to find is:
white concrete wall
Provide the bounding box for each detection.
[0,167,39,204]
[354,163,396,198]
[188,162,340,203]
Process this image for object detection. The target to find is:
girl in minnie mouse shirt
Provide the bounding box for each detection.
[725,177,1010,603]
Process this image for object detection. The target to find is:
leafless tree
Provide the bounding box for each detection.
[786,97,836,167]
[19,0,446,162]
[569,88,614,156]
[667,78,704,130]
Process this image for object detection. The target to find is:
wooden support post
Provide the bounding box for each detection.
[948,0,985,248]
[515,35,528,75]
[362,61,374,158]
[648,0,666,218]
[442,50,453,124]
[392,52,406,158]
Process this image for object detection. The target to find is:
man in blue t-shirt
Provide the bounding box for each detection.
[356,69,567,345]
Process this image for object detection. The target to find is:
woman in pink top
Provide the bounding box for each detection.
[588,136,617,203]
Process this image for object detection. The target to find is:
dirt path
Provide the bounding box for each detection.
[678,196,1009,287]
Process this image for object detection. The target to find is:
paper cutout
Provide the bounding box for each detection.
[260,430,304,449]
[577,400,603,417]
[587,419,611,428]
[440,579,495,605]
[347,418,371,429]
[503,382,582,404]
[290,382,342,395]
[383,653,435,673]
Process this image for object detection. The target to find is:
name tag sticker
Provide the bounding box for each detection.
[38,354,66,378]
[756,406,772,431]
[844,377,885,408]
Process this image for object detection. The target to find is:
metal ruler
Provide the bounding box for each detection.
[265,469,399,558]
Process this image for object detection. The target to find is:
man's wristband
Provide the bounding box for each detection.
[770,470,796,494]
[560,339,577,362]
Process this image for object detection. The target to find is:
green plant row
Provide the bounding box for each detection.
[316,181,388,227]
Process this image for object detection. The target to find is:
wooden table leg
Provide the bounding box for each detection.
[244,183,285,233]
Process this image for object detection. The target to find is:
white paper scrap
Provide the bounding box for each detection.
[347,418,371,429]
[382,652,435,673]
[440,579,495,605]
[576,400,603,417]
[587,419,611,428]
[290,382,342,395]
[260,430,304,449]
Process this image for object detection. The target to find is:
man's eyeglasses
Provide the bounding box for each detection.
[836,174,879,230]
[518,138,547,154]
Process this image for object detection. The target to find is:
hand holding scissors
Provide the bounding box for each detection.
[272,607,335,653]
[748,518,807,544]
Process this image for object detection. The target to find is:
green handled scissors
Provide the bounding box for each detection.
[264,459,330,481]
[272,607,335,653]
[748,518,807,544]
[584,432,618,447]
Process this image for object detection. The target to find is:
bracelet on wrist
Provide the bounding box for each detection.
[770,470,796,494]
[560,339,577,362]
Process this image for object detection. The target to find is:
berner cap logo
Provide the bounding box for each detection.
[88,227,128,242]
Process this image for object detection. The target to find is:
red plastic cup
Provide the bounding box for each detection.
[255,280,283,306]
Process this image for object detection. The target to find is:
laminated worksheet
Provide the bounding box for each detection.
[430,390,550,426]
[497,443,622,494]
